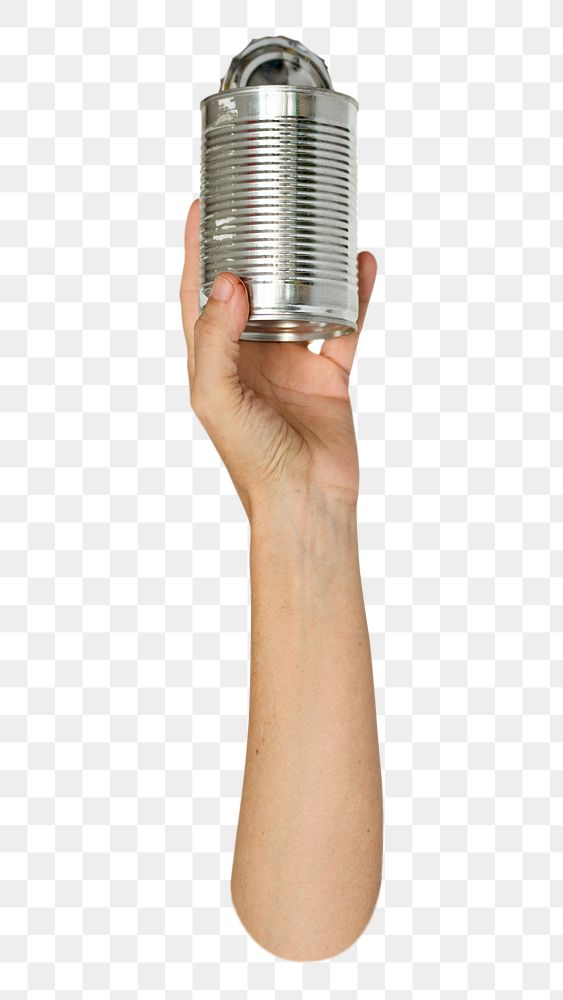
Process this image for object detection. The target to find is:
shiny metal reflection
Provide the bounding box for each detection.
[199,36,358,342]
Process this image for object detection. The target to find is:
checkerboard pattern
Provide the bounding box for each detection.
[0,0,561,994]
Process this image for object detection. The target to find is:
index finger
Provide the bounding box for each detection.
[179,197,200,387]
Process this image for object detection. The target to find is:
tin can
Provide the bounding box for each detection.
[199,36,358,342]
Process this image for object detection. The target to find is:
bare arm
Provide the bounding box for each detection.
[180,198,383,960]
[232,495,382,960]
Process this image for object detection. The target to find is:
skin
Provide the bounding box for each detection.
[180,198,383,961]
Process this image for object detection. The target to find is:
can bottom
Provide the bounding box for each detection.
[239,317,356,343]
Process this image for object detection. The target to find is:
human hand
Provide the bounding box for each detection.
[180,198,377,522]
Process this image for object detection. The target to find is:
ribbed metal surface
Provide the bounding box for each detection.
[200,86,358,342]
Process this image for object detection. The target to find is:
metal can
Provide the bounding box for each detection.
[199,36,358,342]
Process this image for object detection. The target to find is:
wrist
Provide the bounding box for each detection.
[249,484,359,557]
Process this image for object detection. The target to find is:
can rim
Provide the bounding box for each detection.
[200,84,359,111]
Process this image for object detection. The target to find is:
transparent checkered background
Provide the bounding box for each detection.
[0,0,561,994]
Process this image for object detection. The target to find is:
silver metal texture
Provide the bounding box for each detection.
[219,35,334,91]
[199,37,358,342]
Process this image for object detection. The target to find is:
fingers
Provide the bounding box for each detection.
[190,272,250,428]
[181,199,377,390]
[357,251,378,332]
[179,198,200,389]
[320,251,377,375]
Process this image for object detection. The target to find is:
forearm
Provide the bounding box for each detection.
[231,491,383,960]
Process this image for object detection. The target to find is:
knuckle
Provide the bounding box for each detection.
[193,311,213,337]
[189,382,203,414]
[190,381,211,423]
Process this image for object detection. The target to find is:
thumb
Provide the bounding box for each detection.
[191,272,250,420]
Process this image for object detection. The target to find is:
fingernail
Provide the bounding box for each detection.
[210,275,237,302]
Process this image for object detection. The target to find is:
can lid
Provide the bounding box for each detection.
[220,36,334,91]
